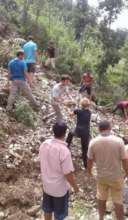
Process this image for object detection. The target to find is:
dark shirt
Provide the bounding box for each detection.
[47,47,55,58]
[74,108,91,132]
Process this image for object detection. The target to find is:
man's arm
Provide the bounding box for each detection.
[87,159,93,176]
[65,172,79,193]
[122,159,128,176]
[25,71,32,87]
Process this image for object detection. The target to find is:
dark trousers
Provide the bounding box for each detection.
[112,106,125,117]
[66,128,90,168]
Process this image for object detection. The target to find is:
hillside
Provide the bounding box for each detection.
[0,66,128,220]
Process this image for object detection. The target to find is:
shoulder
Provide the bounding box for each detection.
[89,135,101,146]
[74,108,80,114]
[110,135,124,145]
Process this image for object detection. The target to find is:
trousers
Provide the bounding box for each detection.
[52,102,64,123]
[7,80,39,111]
[66,127,90,168]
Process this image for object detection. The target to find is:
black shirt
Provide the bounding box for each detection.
[74,108,91,132]
[47,47,55,58]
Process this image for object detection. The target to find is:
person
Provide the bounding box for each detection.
[87,120,128,220]
[6,50,39,112]
[45,41,56,69]
[79,72,94,98]
[39,122,79,220]
[23,35,38,83]
[66,98,91,169]
[112,101,128,120]
[51,75,73,123]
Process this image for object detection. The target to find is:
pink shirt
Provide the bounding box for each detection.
[39,138,74,197]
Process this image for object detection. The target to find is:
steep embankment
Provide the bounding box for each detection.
[0,68,128,220]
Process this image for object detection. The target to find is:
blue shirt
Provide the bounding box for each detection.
[8,58,27,81]
[23,41,37,63]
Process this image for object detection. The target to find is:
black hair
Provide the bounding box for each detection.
[53,122,67,138]
[16,50,24,57]
[28,35,33,41]
[61,74,72,82]
[98,120,111,131]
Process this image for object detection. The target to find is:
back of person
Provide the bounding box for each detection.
[92,134,124,180]
[48,46,55,58]
[23,41,37,63]
[39,138,72,197]
[75,109,91,132]
[9,58,26,81]
[118,101,128,108]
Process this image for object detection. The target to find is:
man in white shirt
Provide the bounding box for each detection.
[87,120,128,220]
[51,75,72,122]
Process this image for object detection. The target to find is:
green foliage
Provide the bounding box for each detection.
[15,102,35,127]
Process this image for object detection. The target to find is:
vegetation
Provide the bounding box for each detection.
[0,0,128,102]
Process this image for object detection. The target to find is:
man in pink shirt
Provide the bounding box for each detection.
[39,122,79,220]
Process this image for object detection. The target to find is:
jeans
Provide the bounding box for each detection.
[66,127,90,168]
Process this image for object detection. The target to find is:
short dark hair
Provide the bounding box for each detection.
[98,120,111,131]
[16,50,24,57]
[28,35,33,41]
[61,74,72,82]
[53,122,67,138]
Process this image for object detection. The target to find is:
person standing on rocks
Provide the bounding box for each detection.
[66,98,91,169]
[45,40,56,69]
[23,35,38,84]
[39,122,79,220]
[79,72,94,99]
[87,120,128,220]
[6,50,39,112]
[51,75,73,123]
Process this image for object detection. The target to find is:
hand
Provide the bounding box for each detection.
[73,185,79,193]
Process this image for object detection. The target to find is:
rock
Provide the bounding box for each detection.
[27,205,40,216]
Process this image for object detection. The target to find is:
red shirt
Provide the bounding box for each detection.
[118,101,128,108]
[82,73,93,86]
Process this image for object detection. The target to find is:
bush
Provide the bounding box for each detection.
[15,102,35,127]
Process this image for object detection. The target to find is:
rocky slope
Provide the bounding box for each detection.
[0,68,128,220]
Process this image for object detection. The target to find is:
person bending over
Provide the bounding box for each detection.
[66,98,91,169]
[112,101,128,120]
[6,50,39,112]
[87,120,128,220]
[51,75,73,123]
[39,122,79,220]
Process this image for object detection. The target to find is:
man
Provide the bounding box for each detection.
[112,101,128,120]
[51,75,73,123]
[45,41,56,69]
[6,50,39,112]
[23,36,38,83]
[79,72,94,98]
[39,122,79,220]
[87,120,128,220]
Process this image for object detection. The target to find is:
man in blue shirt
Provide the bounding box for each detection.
[7,50,39,112]
[23,36,38,83]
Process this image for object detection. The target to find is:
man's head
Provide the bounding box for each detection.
[80,98,90,109]
[98,120,111,133]
[16,50,24,60]
[53,122,67,139]
[28,35,34,41]
[61,75,72,86]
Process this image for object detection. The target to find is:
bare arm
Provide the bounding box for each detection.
[87,159,93,176]
[25,72,32,87]
[65,172,79,193]
[122,159,128,176]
